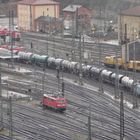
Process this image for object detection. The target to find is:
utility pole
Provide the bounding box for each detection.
[61,66,65,96]
[30,5,32,31]
[114,46,120,99]
[52,35,56,57]
[61,81,65,96]
[8,96,13,140]
[75,6,83,85]
[88,105,91,140]
[56,66,60,91]
[71,33,76,61]
[88,115,92,140]
[120,91,124,140]
[46,34,48,55]
[132,40,138,109]
[0,59,3,130]
[31,42,37,93]
[78,34,83,85]
[42,65,45,95]
[98,7,104,93]
[82,35,85,63]
[75,8,78,37]
[9,10,14,68]
[124,24,128,76]
[11,10,14,68]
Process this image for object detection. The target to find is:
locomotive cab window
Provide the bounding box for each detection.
[57,100,65,103]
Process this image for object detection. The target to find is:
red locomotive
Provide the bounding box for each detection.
[41,93,67,112]
[0,28,21,42]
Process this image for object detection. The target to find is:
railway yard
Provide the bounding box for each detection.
[0,31,140,140]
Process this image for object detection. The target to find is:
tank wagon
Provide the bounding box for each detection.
[31,54,48,67]
[16,51,140,96]
[18,52,33,64]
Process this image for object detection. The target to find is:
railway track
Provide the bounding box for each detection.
[1,62,140,140]
[21,32,120,64]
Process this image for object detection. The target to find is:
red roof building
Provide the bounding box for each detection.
[62,5,92,34]
[121,6,140,17]
[18,0,59,5]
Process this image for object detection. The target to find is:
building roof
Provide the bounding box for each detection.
[18,0,59,5]
[35,16,62,22]
[77,6,92,16]
[63,5,82,12]
[121,6,140,17]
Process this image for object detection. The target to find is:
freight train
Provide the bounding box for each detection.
[14,51,140,96]
[104,55,140,71]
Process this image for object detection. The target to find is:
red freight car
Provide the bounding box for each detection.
[41,93,67,112]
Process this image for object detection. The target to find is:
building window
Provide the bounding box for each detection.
[47,8,49,11]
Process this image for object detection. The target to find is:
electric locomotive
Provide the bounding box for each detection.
[41,93,67,112]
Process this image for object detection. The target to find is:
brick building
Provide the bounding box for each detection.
[34,16,63,33]
[119,6,140,62]
[17,0,60,31]
[119,6,140,42]
[62,5,92,34]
